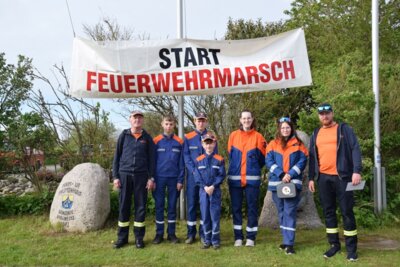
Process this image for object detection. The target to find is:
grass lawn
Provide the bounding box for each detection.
[0,216,399,266]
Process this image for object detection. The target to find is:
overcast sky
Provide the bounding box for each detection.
[0,0,292,129]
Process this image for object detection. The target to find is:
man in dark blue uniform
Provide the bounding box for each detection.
[112,110,155,249]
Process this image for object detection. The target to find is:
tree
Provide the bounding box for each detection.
[6,112,56,192]
[30,63,117,171]
[83,16,135,42]
[0,53,33,143]
[0,53,33,122]
[0,53,35,180]
[63,106,116,170]
[286,0,400,221]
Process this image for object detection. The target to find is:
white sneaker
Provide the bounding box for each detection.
[234,239,243,247]
[245,239,255,247]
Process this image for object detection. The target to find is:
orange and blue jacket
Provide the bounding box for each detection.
[194,153,226,189]
[227,129,266,187]
[153,134,184,184]
[183,129,218,176]
[265,136,308,191]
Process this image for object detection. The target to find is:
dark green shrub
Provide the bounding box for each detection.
[0,191,54,217]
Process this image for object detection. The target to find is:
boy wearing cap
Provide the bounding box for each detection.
[308,103,362,262]
[112,110,155,249]
[183,112,218,244]
[152,115,184,244]
[194,132,225,249]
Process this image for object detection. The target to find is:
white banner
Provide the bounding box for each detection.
[70,28,312,98]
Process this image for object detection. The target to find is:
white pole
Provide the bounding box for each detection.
[372,0,383,214]
[177,0,185,220]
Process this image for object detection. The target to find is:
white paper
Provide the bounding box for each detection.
[346,180,366,191]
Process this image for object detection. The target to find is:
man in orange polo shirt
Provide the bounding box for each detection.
[308,103,362,262]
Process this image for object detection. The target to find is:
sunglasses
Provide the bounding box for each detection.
[279,117,291,123]
[318,106,332,112]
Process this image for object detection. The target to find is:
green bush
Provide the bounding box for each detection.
[0,189,154,219]
[0,191,54,217]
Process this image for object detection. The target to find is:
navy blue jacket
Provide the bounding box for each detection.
[194,153,226,189]
[112,128,155,179]
[153,133,184,184]
[309,123,362,181]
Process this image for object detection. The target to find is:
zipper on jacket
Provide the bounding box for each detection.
[132,135,137,172]
[336,124,342,180]
[312,132,319,181]
[207,156,212,186]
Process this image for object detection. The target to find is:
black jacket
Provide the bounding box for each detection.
[309,123,362,181]
[112,128,155,179]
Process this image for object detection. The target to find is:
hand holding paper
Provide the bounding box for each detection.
[346,180,366,191]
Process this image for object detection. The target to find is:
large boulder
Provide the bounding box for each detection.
[259,130,323,229]
[49,163,110,232]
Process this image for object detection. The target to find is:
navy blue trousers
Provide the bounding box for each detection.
[272,191,301,246]
[229,185,260,241]
[186,173,204,239]
[318,173,357,253]
[199,188,221,245]
[117,173,148,242]
[152,177,179,235]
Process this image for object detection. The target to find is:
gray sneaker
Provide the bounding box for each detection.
[234,239,243,247]
[245,239,255,247]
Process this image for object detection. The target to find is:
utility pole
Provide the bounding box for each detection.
[372,0,386,214]
[177,0,186,220]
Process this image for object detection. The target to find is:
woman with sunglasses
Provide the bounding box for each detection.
[265,117,308,255]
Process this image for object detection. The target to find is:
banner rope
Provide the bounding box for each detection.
[65,0,76,38]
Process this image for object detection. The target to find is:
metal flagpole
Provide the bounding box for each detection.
[177,0,186,220]
[372,0,385,214]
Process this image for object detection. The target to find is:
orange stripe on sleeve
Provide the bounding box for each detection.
[153,135,163,145]
[173,135,184,145]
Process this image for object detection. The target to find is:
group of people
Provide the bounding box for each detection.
[111,103,362,262]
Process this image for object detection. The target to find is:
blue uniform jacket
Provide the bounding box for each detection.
[183,129,218,176]
[266,136,308,191]
[194,153,226,188]
[227,129,266,187]
[309,122,362,181]
[153,134,184,184]
[112,128,155,179]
